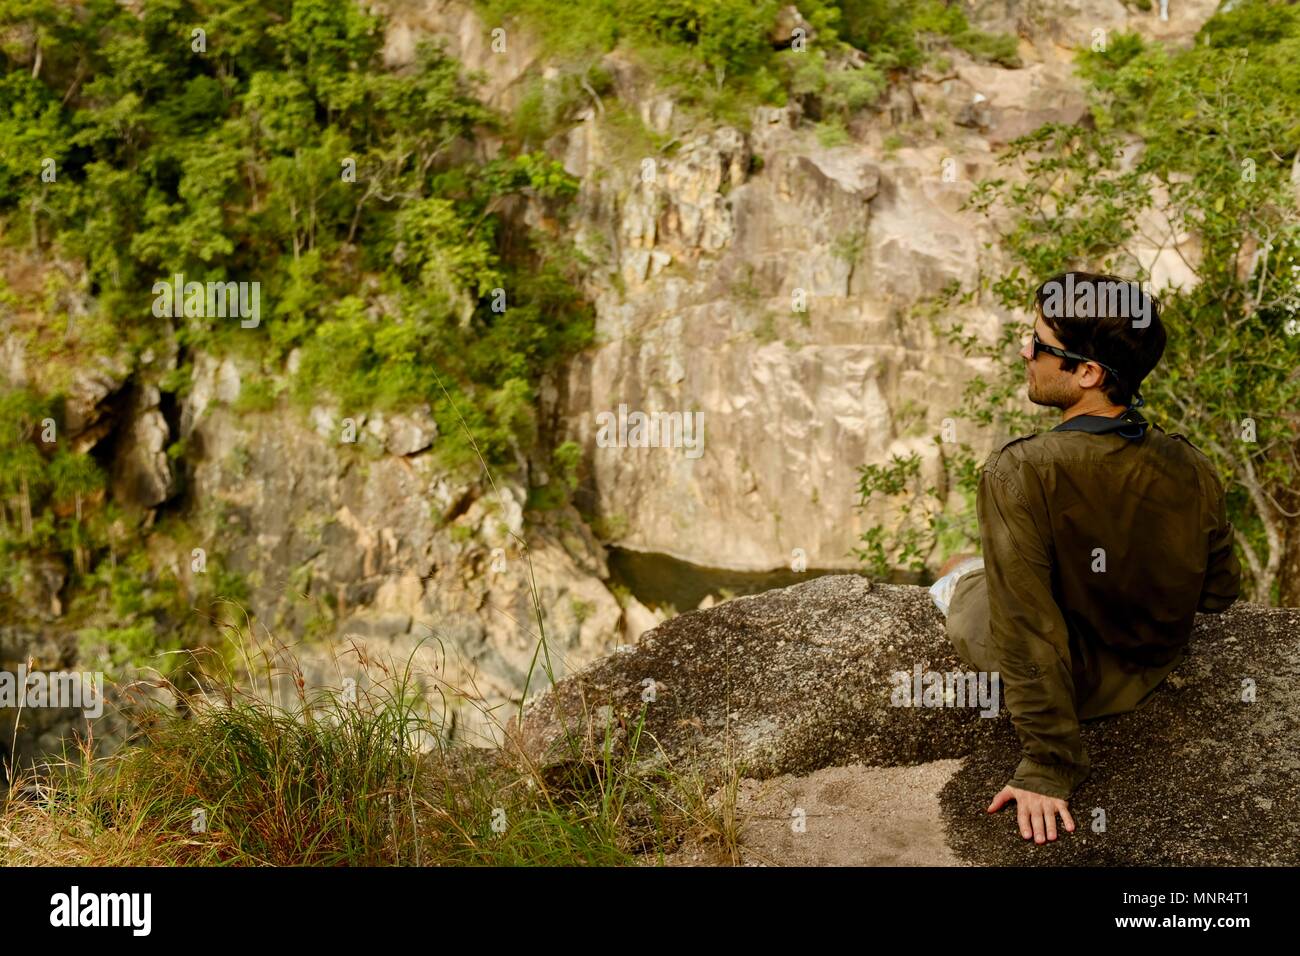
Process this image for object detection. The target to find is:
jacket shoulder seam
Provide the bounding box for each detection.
[983,457,1032,510]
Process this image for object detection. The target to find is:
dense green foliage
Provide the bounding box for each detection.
[0,0,593,466]
[0,0,598,657]
[837,0,1020,70]
[480,0,1020,130]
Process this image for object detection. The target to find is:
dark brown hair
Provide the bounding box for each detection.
[1033,271,1166,406]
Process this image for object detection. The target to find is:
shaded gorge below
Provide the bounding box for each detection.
[607,547,926,614]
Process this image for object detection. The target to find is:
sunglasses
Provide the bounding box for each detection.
[1027,329,1118,374]
[1028,329,1145,407]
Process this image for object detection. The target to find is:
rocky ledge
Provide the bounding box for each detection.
[507,574,1300,865]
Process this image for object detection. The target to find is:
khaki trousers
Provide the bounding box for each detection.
[945,567,1185,721]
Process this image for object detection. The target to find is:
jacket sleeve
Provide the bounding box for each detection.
[978,459,1090,800]
[1198,471,1242,613]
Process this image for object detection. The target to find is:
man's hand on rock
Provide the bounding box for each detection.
[988,785,1075,843]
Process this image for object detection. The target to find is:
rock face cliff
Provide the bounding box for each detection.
[176,361,642,748]
[2,0,1230,764]
[381,0,1220,573]
[541,0,1216,571]
[510,574,1300,866]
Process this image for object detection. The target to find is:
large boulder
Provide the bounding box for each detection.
[508,574,1300,865]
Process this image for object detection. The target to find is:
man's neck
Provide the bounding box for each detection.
[1061,400,1128,423]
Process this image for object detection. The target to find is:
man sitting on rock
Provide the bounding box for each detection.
[929,271,1242,845]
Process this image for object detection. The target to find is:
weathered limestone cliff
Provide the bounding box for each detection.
[380,0,1220,571]
[179,354,639,747]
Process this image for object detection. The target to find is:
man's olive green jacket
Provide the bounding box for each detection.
[977,407,1242,799]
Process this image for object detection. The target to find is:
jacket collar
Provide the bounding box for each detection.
[1051,406,1150,439]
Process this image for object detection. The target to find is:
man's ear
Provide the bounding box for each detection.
[1080,362,1107,390]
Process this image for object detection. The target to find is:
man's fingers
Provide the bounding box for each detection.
[991,788,1074,843]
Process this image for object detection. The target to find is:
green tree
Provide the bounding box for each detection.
[960,3,1300,604]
